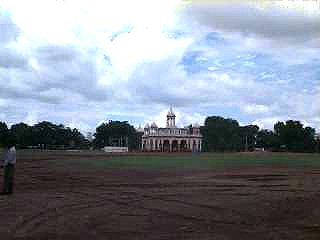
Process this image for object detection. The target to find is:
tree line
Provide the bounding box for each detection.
[0,120,141,150]
[0,121,90,150]
[201,116,320,153]
[93,120,141,150]
[0,117,319,153]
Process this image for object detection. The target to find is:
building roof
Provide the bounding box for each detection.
[151,122,158,128]
[167,106,175,117]
[192,123,200,128]
[136,125,144,132]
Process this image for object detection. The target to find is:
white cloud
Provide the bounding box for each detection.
[181,2,320,45]
[0,0,320,135]
[243,104,270,115]
[104,26,192,79]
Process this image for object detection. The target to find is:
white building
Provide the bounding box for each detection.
[141,108,202,152]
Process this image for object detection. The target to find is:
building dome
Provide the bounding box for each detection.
[167,111,175,117]
[167,106,175,117]
[136,125,144,132]
[151,122,158,128]
[192,123,200,128]
[144,123,150,129]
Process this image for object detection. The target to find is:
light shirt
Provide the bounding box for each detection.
[3,146,16,166]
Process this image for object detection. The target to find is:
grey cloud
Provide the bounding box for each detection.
[126,56,270,108]
[0,42,109,105]
[35,45,79,63]
[127,58,201,107]
[182,3,320,44]
[126,52,319,129]
[0,48,28,69]
[30,44,110,102]
[0,84,61,104]
[0,14,20,44]
[0,14,27,70]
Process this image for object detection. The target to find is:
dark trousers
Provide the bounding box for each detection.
[2,164,15,194]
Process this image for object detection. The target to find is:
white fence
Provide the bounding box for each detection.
[103,146,128,153]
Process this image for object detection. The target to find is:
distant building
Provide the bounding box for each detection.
[140,107,202,152]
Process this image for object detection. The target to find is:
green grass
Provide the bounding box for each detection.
[51,152,320,170]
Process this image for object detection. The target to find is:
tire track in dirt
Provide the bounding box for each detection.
[11,162,291,237]
[11,191,114,236]
[140,193,260,225]
[12,185,257,237]
[12,175,283,237]
[11,191,200,236]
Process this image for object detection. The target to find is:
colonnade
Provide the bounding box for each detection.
[142,138,202,152]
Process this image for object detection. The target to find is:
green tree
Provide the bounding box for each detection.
[94,120,138,150]
[11,122,33,147]
[0,122,9,146]
[256,129,277,150]
[238,125,259,151]
[201,116,240,152]
[273,120,316,152]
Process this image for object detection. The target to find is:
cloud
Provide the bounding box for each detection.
[0,0,320,135]
[0,13,20,44]
[181,2,320,45]
[35,45,79,63]
[0,12,28,69]
[0,47,28,69]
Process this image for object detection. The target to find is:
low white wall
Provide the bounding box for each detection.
[103,146,128,153]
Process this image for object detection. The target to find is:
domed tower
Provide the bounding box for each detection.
[166,106,176,128]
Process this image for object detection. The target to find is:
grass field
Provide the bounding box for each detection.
[51,152,320,169]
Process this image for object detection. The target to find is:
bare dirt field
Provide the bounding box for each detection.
[1,151,320,240]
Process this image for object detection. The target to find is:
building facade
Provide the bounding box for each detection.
[140,108,202,152]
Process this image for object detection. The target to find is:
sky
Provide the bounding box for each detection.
[0,0,319,134]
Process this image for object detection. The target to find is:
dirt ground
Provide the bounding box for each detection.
[1,151,320,240]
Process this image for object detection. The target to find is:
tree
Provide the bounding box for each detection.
[10,121,89,149]
[11,123,33,147]
[273,120,316,152]
[0,122,9,146]
[201,116,240,152]
[315,135,320,153]
[94,120,138,150]
[238,125,259,151]
[256,129,277,150]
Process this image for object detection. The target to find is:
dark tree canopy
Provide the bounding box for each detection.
[0,121,9,146]
[93,120,139,150]
[7,121,89,149]
[201,116,241,152]
[238,125,259,151]
[256,129,276,149]
[273,120,316,152]
[0,116,318,153]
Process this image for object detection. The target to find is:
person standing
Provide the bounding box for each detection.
[1,142,16,195]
